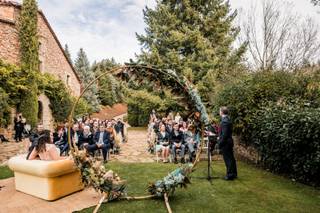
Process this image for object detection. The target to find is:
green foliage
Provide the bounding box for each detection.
[215,69,320,185]
[91,58,123,106]
[19,84,38,127]
[127,89,182,126]
[0,166,14,179]
[39,73,91,122]
[19,0,39,72]
[127,90,163,126]
[0,88,10,126]
[249,102,320,186]
[74,48,100,112]
[214,70,320,135]
[18,0,39,127]
[137,0,247,108]
[0,60,28,105]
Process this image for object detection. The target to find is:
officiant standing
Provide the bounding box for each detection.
[218,106,238,180]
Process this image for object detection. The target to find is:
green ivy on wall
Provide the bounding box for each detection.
[18,0,40,127]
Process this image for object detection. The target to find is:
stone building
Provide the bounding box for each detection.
[0,0,81,130]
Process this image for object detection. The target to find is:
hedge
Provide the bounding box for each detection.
[249,103,320,186]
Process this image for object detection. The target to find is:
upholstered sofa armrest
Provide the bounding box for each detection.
[8,155,78,178]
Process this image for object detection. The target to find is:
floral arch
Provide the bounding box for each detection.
[67,63,211,213]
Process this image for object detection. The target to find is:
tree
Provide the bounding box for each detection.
[18,0,39,127]
[91,58,124,106]
[136,0,246,108]
[64,44,72,65]
[241,0,320,71]
[74,48,100,112]
[311,0,320,6]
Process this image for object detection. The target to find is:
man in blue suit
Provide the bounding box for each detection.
[85,125,111,162]
[218,106,238,180]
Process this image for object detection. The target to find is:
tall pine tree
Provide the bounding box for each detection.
[64,44,72,65]
[74,48,100,112]
[136,0,246,107]
[18,0,39,127]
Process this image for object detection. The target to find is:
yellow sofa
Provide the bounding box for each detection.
[8,155,84,201]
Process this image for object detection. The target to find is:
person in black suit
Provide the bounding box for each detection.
[171,122,185,164]
[218,106,237,180]
[86,125,111,162]
[14,113,24,142]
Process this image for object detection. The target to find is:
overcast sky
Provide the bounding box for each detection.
[34,0,320,64]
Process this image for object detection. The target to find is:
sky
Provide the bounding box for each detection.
[31,0,320,64]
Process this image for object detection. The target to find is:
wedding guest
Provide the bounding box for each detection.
[174,112,182,123]
[184,125,196,162]
[114,118,125,143]
[79,125,93,147]
[14,113,24,142]
[171,123,185,164]
[27,123,44,156]
[86,125,111,162]
[156,124,170,163]
[218,106,237,180]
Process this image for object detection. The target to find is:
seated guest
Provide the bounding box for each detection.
[106,121,116,152]
[53,127,65,152]
[184,125,197,162]
[156,124,170,163]
[79,126,94,149]
[171,122,185,164]
[114,119,125,143]
[166,119,173,134]
[28,130,65,161]
[61,123,82,155]
[26,123,44,159]
[86,125,111,162]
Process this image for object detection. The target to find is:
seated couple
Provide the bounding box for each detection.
[84,125,112,162]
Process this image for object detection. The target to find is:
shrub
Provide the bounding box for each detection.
[0,88,10,127]
[214,70,320,138]
[249,102,320,186]
[39,73,91,122]
[127,90,164,127]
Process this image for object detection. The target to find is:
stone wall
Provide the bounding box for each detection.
[0,4,81,97]
[37,14,81,97]
[0,2,82,129]
[0,5,20,65]
[38,94,53,130]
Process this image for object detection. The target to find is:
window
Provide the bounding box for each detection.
[66,74,70,85]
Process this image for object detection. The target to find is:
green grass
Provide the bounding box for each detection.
[0,166,13,179]
[77,161,320,213]
[1,162,318,213]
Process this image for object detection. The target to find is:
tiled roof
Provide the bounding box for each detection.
[91,104,128,120]
[0,0,82,85]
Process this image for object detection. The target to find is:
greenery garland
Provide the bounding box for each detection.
[68,65,210,213]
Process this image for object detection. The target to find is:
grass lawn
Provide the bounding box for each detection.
[76,161,320,213]
[0,166,13,179]
[1,162,319,212]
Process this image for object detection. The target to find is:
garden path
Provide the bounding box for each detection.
[0,128,153,165]
[110,128,154,163]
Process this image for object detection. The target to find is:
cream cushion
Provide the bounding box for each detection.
[8,155,84,201]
